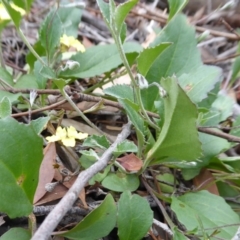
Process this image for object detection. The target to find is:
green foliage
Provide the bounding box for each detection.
[113,140,138,157]
[0,0,240,238]
[102,173,140,192]
[59,42,142,78]
[137,43,171,77]
[117,191,153,240]
[168,0,188,21]
[0,228,31,240]
[0,97,11,118]
[39,10,62,64]
[146,76,201,164]
[60,194,117,240]
[171,191,240,239]
[147,14,222,104]
[0,117,43,218]
[82,135,110,149]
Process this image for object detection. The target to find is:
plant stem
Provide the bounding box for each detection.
[111,29,159,131]
[17,28,46,66]
[62,88,114,142]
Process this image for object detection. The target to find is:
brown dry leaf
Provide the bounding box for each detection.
[54,170,88,209]
[117,153,143,172]
[34,143,56,204]
[34,184,68,206]
[193,168,219,195]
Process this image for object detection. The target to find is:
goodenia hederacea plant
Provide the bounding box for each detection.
[145,77,201,167]
[0,117,43,218]
[97,0,160,131]
[146,14,222,104]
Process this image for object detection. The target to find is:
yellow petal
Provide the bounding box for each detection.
[60,34,85,52]
[75,132,88,140]
[60,34,70,46]
[55,126,67,139]
[67,126,88,140]
[67,126,78,138]
[70,39,85,52]
[46,135,61,142]
[61,137,75,147]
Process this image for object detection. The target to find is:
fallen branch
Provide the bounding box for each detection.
[31,121,132,240]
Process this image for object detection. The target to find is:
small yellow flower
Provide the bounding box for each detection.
[0,3,26,21]
[60,34,85,52]
[46,126,88,147]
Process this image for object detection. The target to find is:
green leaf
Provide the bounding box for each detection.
[119,99,144,134]
[0,67,14,86]
[0,117,43,218]
[178,65,222,103]
[113,140,138,157]
[199,131,231,162]
[59,42,142,78]
[26,41,46,70]
[147,77,201,162]
[140,86,159,112]
[89,165,111,185]
[14,73,39,89]
[34,58,48,89]
[0,97,11,118]
[12,0,34,12]
[173,228,188,240]
[0,228,31,240]
[168,0,188,21]
[117,191,153,240]
[137,43,171,77]
[61,194,117,240]
[147,14,222,103]
[0,91,21,103]
[80,149,100,162]
[2,1,22,28]
[39,10,62,63]
[82,135,110,149]
[58,7,82,38]
[102,173,139,192]
[30,117,50,135]
[79,154,97,169]
[97,0,111,28]
[171,191,240,239]
[115,0,138,33]
[211,93,234,122]
[39,65,56,79]
[119,98,145,154]
[104,84,134,102]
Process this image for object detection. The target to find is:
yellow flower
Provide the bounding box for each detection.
[60,34,85,52]
[46,126,88,147]
[0,3,26,21]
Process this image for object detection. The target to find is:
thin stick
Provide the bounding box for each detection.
[31,122,132,240]
[198,127,240,143]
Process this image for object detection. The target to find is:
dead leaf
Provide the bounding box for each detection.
[34,184,68,206]
[117,153,143,172]
[34,143,56,204]
[193,168,219,195]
